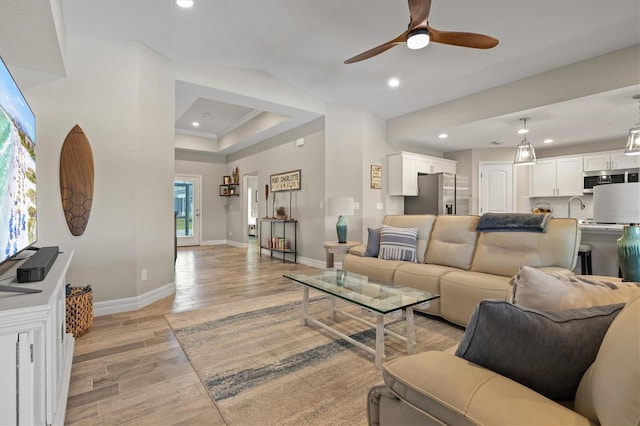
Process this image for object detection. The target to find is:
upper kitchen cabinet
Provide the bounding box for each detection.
[388,152,457,196]
[530,156,583,197]
[388,153,418,196]
[583,150,639,171]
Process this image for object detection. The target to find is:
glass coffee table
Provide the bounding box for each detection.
[283,269,439,368]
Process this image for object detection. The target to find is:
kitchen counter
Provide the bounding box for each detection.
[579,223,624,234]
[576,223,623,277]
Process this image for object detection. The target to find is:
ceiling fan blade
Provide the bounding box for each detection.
[428,24,499,49]
[407,0,432,30]
[344,30,409,64]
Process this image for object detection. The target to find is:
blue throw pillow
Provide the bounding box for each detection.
[364,227,380,257]
[455,300,624,401]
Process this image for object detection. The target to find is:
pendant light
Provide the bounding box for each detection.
[625,94,640,156]
[514,117,537,166]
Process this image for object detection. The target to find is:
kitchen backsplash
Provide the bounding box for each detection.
[528,195,594,221]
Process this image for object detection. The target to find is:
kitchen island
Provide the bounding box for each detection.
[579,223,623,277]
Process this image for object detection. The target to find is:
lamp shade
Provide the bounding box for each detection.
[593,183,640,224]
[594,183,640,281]
[327,197,355,217]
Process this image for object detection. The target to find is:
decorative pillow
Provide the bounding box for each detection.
[364,227,380,257]
[512,266,639,311]
[455,300,624,401]
[377,225,418,262]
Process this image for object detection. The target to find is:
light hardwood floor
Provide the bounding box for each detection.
[65,241,318,425]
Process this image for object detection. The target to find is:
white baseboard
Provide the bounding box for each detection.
[94,281,176,317]
[200,240,227,246]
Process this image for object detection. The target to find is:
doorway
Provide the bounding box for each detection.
[479,162,513,214]
[174,175,201,246]
[245,175,259,243]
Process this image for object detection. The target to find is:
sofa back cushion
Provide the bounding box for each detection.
[471,218,580,277]
[382,215,436,263]
[574,292,640,425]
[425,215,479,270]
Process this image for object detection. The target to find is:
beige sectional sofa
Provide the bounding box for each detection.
[343,214,581,326]
[368,292,639,425]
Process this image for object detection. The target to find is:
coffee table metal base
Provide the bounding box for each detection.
[300,286,420,369]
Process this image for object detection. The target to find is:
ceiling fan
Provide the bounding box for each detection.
[344,0,499,64]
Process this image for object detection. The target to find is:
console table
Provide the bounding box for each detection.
[0,250,75,426]
[259,219,297,263]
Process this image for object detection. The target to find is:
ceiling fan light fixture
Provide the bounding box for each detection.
[625,94,640,156]
[407,29,430,50]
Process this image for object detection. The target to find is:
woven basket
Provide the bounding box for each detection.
[66,287,93,338]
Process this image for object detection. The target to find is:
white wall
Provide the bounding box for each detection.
[26,35,175,303]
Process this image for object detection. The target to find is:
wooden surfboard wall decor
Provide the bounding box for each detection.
[60,124,95,236]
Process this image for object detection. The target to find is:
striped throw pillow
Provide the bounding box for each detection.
[378,225,418,262]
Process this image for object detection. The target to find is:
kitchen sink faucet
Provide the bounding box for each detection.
[568,196,585,218]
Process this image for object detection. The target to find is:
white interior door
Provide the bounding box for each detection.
[174,175,201,246]
[479,163,513,214]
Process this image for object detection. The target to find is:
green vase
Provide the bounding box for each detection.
[336,215,347,243]
[618,225,640,282]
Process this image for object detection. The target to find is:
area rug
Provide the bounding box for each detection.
[165,289,464,425]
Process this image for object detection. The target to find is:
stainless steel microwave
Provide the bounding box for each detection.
[583,170,639,193]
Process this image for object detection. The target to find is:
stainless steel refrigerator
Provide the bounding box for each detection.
[404,173,470,215]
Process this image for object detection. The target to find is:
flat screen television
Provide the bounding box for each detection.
[0,55,36,265]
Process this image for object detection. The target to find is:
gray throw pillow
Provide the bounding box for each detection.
[364,227,380,257]
[455,300,624,401]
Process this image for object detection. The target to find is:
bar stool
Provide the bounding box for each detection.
[577,244,593,275]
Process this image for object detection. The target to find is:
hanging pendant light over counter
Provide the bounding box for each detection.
[625,94,640,156]
[514,117,537,166]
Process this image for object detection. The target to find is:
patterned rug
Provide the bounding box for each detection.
[165,289,464,425]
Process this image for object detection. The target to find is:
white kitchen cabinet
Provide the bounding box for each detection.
[530,157,583,197]
[0,250,74,426]
[389,152,457,196]
[610,151,639,169]
[583,150,639,171]
[388,153,418,196]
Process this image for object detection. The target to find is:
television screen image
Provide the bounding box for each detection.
[0,56,36,264]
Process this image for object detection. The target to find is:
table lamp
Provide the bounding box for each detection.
[593,182,640,281]
[327,197,355,243]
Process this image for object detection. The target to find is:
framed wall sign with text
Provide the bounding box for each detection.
[371,165,382,189]
[270,169,301,192]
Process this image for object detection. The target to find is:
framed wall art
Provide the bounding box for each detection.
[371,165,382,189]
[270,169,301,192]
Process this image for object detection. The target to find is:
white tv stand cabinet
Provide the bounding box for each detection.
[0,250,74,426]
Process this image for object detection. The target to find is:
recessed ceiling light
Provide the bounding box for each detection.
[517,128,529,134]
[175,0,194,8]
[192,121,200,127]
[203,112,212,119]
[388,78,400,88]
[543,138,554,144]
[438,133,448,139]
[490,141,503,145]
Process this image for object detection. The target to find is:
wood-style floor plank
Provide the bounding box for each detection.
[65,240,318,425]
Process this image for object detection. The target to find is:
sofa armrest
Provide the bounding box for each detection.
[347,244,367,256]
[380,351,592,425]
[536,266,574,276]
